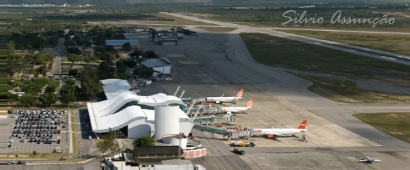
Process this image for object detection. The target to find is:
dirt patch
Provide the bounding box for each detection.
[388,114,399,118]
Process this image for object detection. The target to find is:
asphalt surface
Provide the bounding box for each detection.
[164,12,410,66]
[5,12,409,169]
[156,13,410,152]
[52,38,65,75]
[75,109,97,157]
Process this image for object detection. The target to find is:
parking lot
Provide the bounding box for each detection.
[4,110,70,154]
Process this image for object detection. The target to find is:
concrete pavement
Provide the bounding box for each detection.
[151,13,410,151]
[164,12,410,66]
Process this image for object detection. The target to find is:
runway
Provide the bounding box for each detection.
[165,12,410,66]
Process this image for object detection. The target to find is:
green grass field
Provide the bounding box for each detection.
[354,113,410,144]
[197,27,237,32]
[240,33,410,87]
[291,73,410,104]
[279,30,410,56]
[70,112,77,156]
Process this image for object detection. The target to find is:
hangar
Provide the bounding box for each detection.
[142,57,172,75]
[87,79,193,139]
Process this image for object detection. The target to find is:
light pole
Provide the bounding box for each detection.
[68,89,71,110]
[17,86,20,107]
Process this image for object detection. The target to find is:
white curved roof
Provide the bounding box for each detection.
[89,104,191,133]
[100,79,132,99]
[101,79,130,87]
[87,89,190,133]
[91,106,147,133]
[88,91,185,117]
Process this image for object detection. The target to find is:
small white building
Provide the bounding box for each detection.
[142,57,172,75]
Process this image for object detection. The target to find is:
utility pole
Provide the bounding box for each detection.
[68,89,71,108]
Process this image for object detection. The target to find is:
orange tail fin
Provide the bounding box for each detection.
[245,98,254,107]
[234,89,244,97]
[297,120,307,129]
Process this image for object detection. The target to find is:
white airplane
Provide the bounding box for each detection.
[205,89,243,104]
[360,156,381,163]
[252,120,308,139]
[220,98,254,114]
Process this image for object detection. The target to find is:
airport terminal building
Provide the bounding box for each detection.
[87,79,193,139]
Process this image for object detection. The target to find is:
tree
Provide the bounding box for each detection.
[133,67,154,79]
[7,93,19,102]
[39,92,57,106]
[144,50,159,58]
[33,70,39,78]
[67,47,81,55]
[80,68,102,99]
[34,53,48,65]
[68,69,78,77]
[122,42,132,51]
[39,65,47,77]
[45,86,55,93]
[130,49,143,58]
[19,93,37,107]
[7,40,15,54]
[133,136,155,148]
[96,128,120,156]
[124,59,136,67]
[60,92,75,105]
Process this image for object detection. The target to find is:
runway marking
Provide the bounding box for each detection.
[179,61,199,64]
[397,55,410,59]
[379,56,397,61]
[168,54,186,58]
[258,120,271,128]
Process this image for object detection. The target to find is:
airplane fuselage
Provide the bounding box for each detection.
[205,97,241,103]
[220,106,249,113]
[252,128,307,136]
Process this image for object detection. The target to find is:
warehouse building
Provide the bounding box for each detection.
[142,57,172,75]
[159,39,178,46]
[105,39,140,49]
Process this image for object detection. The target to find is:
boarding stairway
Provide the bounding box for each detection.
[193,116,235,123]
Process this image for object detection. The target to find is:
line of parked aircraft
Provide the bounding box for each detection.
[200,89,384,165]
[205,88,244,104]
[204,88,308,138]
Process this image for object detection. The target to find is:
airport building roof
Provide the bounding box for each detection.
[87,90,188,133]
[143,58,171,68]
[105,39,140,46]
[101,79,132,99]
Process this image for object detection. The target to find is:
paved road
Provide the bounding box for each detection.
[160,12,410,151]
[75,109,97,157]
[52,38,65,75]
